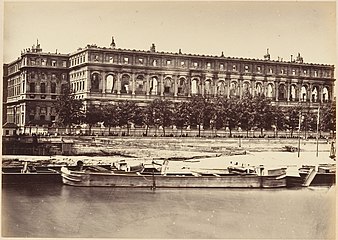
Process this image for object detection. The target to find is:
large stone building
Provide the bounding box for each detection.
[3,38,335,132]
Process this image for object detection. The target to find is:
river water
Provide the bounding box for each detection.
[2,184,335,239]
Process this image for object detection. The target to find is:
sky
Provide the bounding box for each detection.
[3,1,336,66]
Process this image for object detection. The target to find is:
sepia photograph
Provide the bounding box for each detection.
[1,1,336,239]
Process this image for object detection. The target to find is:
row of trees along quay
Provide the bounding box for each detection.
[54,86,336,138]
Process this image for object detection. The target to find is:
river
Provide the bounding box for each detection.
[2,184,335,239]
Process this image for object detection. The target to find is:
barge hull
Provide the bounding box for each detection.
[61,169,289,188]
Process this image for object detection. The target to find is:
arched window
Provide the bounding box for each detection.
[164,77,172,94]
[135,75,145,94]
[106,75,114,93]
[267,83,273,98]
[243,82,250,96]
[256,83,263,95]
[205,80,211,95]
[278,84,286,100]
[178,77,187,95]
[91,73,100,92]
[217,81,225,95]
[301,86,307,101]
[191,79,198,94]
[150,77,158,95]
[230,82,237,97]
[323,87,329,102]
[312,87,318,102]
[121,74,130,94]
[290,85,296,101]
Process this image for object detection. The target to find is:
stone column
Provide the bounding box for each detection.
[227,80,230,98]
[214,81,217,97]
[160,74,164,96]
[286,81,290,102]
[239,79,242,99]
[275,82,279,101]
[188,77,191,97]
[46,106,51,121]
[87,70,91,92]
[101,72,106,93]
[298,83,302,102]
[309,83,312,103]
[117,72,121,94]
[174,75,178,97]
[251,80,255,97]
[132,73,136,95]
[319,85,323,103]
[146,75,150,96]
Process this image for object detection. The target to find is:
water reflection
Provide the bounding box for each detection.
[2,184,336,238]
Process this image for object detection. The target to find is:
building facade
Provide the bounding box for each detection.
[3,39,335,132]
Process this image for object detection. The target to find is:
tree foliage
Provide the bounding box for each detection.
[54,85,84,132]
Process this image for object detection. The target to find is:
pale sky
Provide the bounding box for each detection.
[3,1,336,66]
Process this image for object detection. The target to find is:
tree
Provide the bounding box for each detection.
[149,98,173,136]
[102,104,119,135]
[140,106,154,136]
[238,95,255,137]
[84,104,104,135]
[189,96,207,137]
[54,85,84,133]
[271,105,287,137]
[117,101,139,135]
[173,101,191,136]
[224,98,240,137]
[321,101,336,134]
[285,106,302,137]
[252,95,273,136]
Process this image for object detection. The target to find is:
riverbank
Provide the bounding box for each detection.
[2,137,334,171]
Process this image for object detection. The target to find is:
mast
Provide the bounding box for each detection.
[297,111,301,158]
[316,107,320,157]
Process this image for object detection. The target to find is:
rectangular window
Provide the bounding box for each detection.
[257,66,261,73]
[193,62,198,68]
[167,60,171,66]
[52,60,57,67]
[314,70,318,77]
[207,63,211,69]
[109,57,114,63]
[181,61,185,67]
[138,58,143,64]
[30,83,35,93]
[292,69,296,75]
[40,83,46,93]
[124,57,129,64]
[220,64,224,70]
[153,60,157,66]
[63,61,67,67]
[41,59,46,66]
